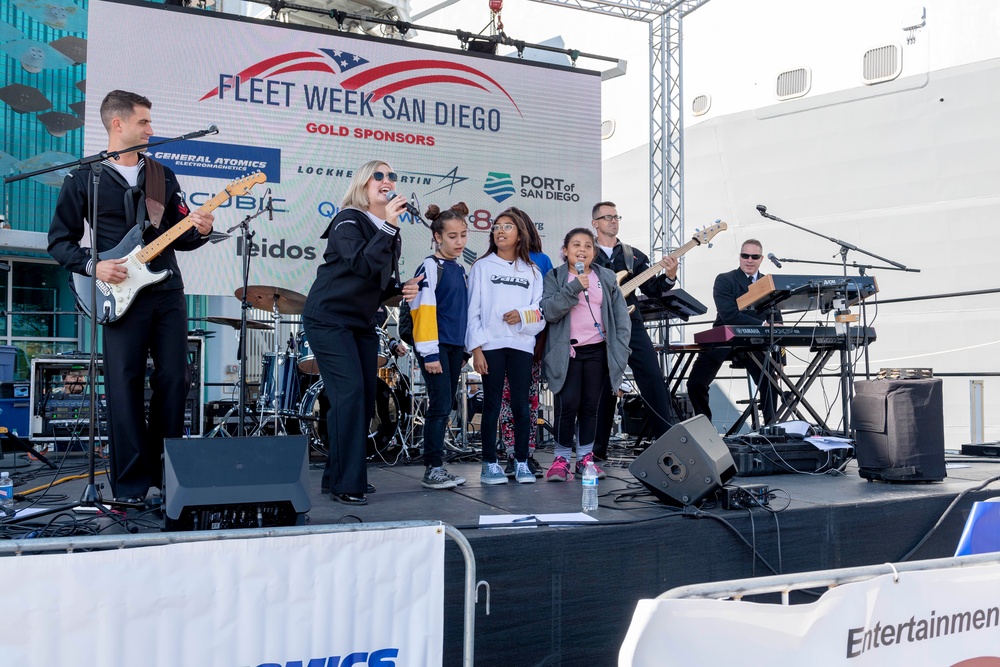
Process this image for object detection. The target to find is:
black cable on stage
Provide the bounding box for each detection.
[898,473,1000,562]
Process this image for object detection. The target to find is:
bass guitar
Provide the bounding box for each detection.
[617,221,727,312]
[73,171,266,322]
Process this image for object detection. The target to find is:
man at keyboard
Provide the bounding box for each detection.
[688,239,782,425]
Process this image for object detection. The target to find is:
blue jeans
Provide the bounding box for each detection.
[417,343,465,468]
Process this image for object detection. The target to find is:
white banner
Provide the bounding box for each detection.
[621,565,1000,666]
[1,525,445,666]
[86,0,602,296]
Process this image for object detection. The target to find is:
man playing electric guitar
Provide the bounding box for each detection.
[47,90,215,505]
[591,201,678,458]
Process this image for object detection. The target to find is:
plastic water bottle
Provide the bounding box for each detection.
[582,461,598,512]
[0,472,12,510]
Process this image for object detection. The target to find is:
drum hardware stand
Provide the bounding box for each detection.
[389,355,420,464]
[205,380,255,437]
[253,305,291,436]
[444,369,479,462]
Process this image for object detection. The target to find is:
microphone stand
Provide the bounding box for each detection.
[755,205,921,437]
[227,195,271,437]
[1,125,219,522]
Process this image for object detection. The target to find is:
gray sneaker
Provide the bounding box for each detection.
[440,467,466,486]
[481,461,508,485]
[515,460,536,484]
[422,466,459,490]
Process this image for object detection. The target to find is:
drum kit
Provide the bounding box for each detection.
[203,284,414,461]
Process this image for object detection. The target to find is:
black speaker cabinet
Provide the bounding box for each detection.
[853,379,946,482]
[629,415,737,506]
[163,436,311,530]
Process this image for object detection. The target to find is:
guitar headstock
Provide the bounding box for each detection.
[226,171,267,197]
[692,220,727,246]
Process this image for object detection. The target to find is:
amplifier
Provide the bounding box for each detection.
[29,337,204,442]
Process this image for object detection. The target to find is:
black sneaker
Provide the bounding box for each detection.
[526,456,544,478]
[504,456,516,478]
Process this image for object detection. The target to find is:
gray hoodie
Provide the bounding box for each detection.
[540,262,632,395]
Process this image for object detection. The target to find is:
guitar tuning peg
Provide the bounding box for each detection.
[707,243,714,249]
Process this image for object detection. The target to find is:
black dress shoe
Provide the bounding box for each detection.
[323,484,375,494]
[332,493,368,505]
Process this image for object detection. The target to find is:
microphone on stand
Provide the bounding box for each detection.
[767,253,782,269]
[756,204,767,215]
[574,261,590,303]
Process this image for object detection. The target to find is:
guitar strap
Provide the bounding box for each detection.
[620,242,635,274]
[143,157,168,229]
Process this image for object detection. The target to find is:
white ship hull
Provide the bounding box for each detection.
[675,0,1000,446]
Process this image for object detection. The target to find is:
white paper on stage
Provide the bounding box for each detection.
[85,0,602,297]
[0,525,445,666]
[620,563,1000,666]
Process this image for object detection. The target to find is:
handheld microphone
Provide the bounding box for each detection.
[767,253,782,268]
[574,261,590,302]
[385,191,421,219]
[756,204,767,215]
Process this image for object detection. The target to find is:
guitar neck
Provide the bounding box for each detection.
[619,237,699,297]
[135,190,230,263]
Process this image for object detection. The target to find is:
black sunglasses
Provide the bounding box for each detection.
[372,171,398,183]
[740,253,762,260]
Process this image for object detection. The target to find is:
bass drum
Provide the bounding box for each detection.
[297,378,402,459]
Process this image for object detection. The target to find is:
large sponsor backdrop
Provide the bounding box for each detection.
[87,0,602,296]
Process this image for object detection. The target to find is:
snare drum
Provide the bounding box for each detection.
[259,352,301,413]
[296,331,319,374]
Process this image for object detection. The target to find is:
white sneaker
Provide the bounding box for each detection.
[514,460,536,484]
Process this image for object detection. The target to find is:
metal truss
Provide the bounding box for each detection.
[532,0,710,272]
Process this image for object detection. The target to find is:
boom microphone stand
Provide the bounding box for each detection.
[755,204,921,436]
[1,125,219,521]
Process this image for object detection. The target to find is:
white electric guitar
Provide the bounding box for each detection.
[72,171,266,322]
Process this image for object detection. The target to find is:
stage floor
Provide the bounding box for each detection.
[3,440,1000,665]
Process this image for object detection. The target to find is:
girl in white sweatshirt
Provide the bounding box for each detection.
[466,209,545,485]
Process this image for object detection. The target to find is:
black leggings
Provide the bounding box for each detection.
[480,348,533,463]
[554,343,610,450]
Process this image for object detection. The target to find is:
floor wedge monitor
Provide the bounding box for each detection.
[629,415,737,506]
[163,435,311,530]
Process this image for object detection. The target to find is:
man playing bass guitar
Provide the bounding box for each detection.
[590,201,677,458]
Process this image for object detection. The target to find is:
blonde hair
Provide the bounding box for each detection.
[341,159,392,210]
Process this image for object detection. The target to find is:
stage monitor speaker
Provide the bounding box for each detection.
[629,415,736,506]
[853,378,946,482]
[163,435,311,531]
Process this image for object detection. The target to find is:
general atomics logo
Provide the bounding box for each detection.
[484,172,515,203]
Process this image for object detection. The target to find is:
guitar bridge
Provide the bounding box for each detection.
[96,280,111,297]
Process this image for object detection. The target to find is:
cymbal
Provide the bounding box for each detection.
[235,285,307,315]
[205,315,273,331]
